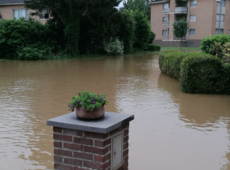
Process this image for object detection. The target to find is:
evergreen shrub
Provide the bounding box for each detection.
[145,44,161,52]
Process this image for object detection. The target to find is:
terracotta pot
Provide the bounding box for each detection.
[76,106,105,119]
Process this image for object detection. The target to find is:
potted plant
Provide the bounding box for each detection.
[68,91,109,119]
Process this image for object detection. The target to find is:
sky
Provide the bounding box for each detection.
[119,0,124,8]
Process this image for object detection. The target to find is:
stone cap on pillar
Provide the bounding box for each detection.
[47,112,134,134]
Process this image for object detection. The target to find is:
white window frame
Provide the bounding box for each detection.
[163,17,168,22]
[13,9,29,20]
[190,15,196,22]
[39,10,49,20]
[191,0,197,7]
[189,29,195,36]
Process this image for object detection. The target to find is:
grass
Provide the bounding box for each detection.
[161,47,201,51]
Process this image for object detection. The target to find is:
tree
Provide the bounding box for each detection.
[173,19,189,49]
[26,0,122,54]
[123,0,154,20]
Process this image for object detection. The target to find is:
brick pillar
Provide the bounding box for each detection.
[47,112,134,170]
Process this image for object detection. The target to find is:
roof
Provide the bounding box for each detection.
[0,0,25,6]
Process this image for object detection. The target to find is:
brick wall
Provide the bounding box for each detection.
[53,123,129,170]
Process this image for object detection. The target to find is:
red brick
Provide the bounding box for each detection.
[74,137,93,146]
[124,135,129,143]
[84,146,109,155]
[53,134,72,142]
[54,141,62,148]
[95,139,111,147]
[110,128,120,136]
[124,155,129,162]
[63,129,83,136]
[94,153,110,163]
[64,143,83,151]
[53,127,62,133]
[54,156,62,162]
[84,161,109,170]
[124,129,129,136]
[64,158,82,166]
[54,149,72,157]
[74,152,93,160]
[123,149,129,157]
[123,142,128,150]
[84,132,108,139]
[54,163,72,170]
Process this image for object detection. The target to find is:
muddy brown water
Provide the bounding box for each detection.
[0,55,230,170]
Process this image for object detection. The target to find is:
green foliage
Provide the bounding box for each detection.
[0,18,54,60]
[103,38,124,55]
[221,42,230,63]
[159,51,187,79]
[144,44,161,52]
[159,51,230,94]
[131,10,150,49]
[123,0,154,20]
[201,34,230,54]
[148,31,156,43]
[180,54,226,94]
[173,19,189,39]
[211,42,223,59]
[68,91,109,111]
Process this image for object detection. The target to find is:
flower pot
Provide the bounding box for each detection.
[76,106,105,120]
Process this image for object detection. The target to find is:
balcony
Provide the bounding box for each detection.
[173,35,187,41]
[162,35,169,41]
[163,8,170,13]
[216,21,225,29]
[174,7,188,14]
[163,22,170,28]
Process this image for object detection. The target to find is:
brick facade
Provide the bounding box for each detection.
[52,123,129,170]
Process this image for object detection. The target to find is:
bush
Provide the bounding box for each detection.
[103,38,124,55]
[221,42,230,63]
[201,34,230,55]
[0,18,55,60]
[148,31,156,43]
[159,51,230,94]
[180,54,224,94]
[144,44,161,52]
[159,51,188,79]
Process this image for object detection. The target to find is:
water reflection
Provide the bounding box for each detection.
[0,55,230,170]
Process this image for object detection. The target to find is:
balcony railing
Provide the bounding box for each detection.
[173,35,187,41]
[175,7,188,13]
[163,8,170,13]
[162,35,169,41]
[163,22,170,28]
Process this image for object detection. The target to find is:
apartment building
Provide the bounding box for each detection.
[150,0,230,47]
[0,0,48,24]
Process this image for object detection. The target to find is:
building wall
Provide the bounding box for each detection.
[0,4,46,24]
[224,0,230,34]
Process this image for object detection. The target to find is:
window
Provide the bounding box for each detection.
[13,9,28,19]
[189,29,195,36]
[39,10,49,20]
[216,14,225,21]
[162,30,168,36]
[217,0,225,7]
[215,29,223,34]
[190,15,196,22]
[163,17,168,22]
[191,0,197,7]
[163,3,169,9]
[229,29,230,35]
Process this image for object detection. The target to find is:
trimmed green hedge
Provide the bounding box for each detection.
[159,51,230,94]
[145,44,161,52]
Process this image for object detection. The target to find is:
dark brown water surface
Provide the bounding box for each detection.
[0,55,230,170]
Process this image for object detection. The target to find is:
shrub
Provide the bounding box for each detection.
[221,42,230,63]
[103,38,124,55]
[145,44,161,52]
[148,31,156,43]
[0,18,54,60]
[159,51,188,79]
[201,34,230,55]
[180,53,224,94]
[221,63,230,94]
[211,42,223,59]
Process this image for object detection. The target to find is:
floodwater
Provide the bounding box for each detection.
[0,55,230,170]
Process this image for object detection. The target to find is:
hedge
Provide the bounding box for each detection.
[145,44,161,52]
[159,51,230,94]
